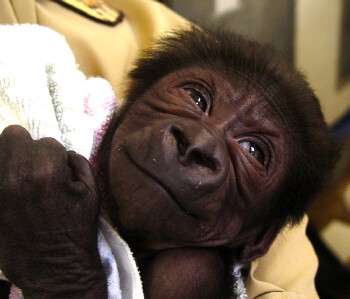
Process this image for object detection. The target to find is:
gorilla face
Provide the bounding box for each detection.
[107,67,290,251]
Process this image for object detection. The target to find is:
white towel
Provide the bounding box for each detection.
[0,24,143,299]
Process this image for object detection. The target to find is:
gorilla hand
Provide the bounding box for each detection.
[0,125,107,299]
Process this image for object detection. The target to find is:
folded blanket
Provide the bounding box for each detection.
[0,24,246,299]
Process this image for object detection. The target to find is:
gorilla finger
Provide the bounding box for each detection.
[34,137,68,161]
[26,138,69,182]
[0,126,33,170]
[67,151,97,193]
[35,136,66,151]
[0,125,33,147]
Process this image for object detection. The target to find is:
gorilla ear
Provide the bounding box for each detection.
[236,225,279,264]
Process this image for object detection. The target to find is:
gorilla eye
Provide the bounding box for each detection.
[184,88,208,112]
[239,141,265,165]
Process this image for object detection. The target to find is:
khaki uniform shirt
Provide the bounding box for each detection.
[0,1,319,298]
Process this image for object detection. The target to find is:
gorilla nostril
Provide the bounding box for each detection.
[171,126,217,171]
[188,150,217,171]
[171,127,189,156]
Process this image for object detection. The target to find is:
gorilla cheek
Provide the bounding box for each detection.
[128,119,231,216]
[108,144,201,245]
[107,118,237,244]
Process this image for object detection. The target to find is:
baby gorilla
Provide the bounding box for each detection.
[0,26,337,298]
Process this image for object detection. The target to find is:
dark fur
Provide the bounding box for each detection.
[124,25,338,230]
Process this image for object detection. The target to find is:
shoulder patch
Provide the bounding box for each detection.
[52,0,124,26]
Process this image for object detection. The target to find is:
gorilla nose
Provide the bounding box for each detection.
[161,120,230,189]
[171,125,219,172]
[126,119,230,195]
[125,119,230,218]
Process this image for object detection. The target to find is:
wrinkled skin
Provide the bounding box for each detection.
[107,68,289,252]
[0,126,107,298]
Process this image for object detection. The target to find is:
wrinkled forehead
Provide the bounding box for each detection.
[137,65,295,141]
[224,68,295,131]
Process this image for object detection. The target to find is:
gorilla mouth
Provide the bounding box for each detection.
[125,151,196,217]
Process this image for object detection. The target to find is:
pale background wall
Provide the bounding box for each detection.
[295,0,349,123]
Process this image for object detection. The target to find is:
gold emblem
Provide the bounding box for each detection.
[52,0,124,26]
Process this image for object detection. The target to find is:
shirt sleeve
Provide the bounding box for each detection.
[246,215,319,299]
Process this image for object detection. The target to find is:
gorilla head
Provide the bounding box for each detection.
[96,27,337,267]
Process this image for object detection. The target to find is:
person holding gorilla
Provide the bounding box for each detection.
[0,0,336,298]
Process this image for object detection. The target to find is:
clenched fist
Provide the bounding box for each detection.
[0,125,107,298]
